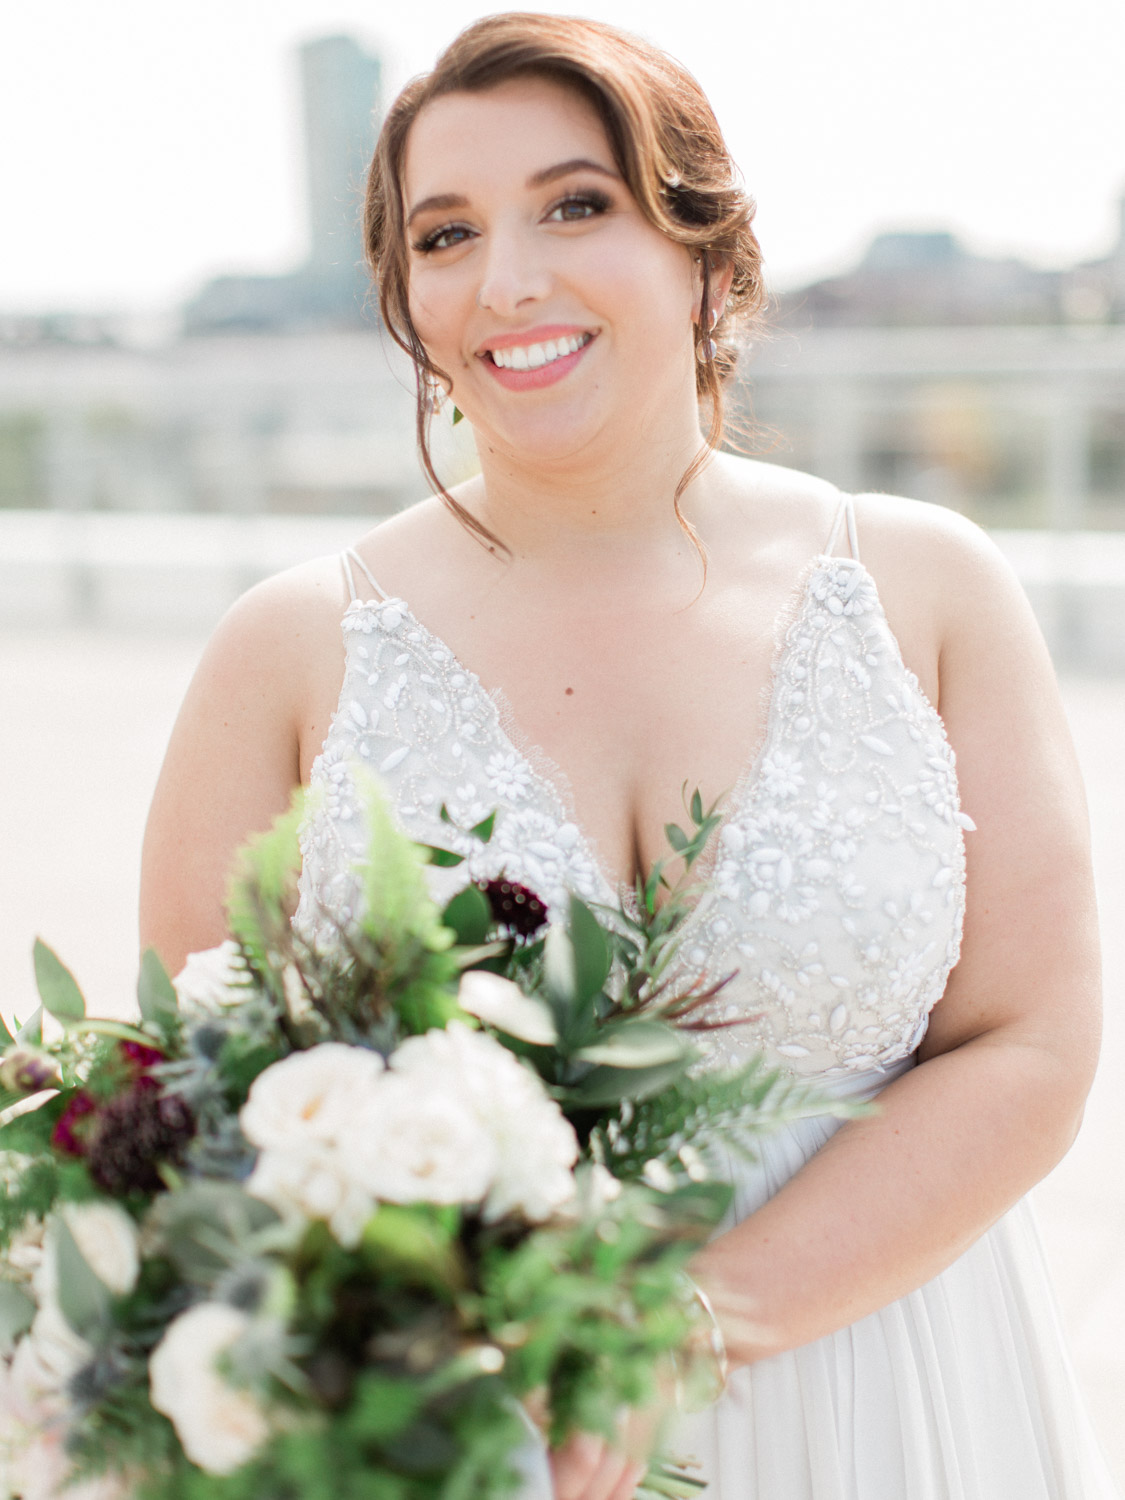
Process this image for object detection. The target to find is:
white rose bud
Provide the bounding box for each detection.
[149,1303,271,1475]
[240,1042,384,1151]
[172,940,247,1013]
[457,971,558,1045]
[59,1201,140,1296]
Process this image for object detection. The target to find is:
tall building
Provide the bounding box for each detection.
[183,35,382,334]
[301,36,382,277]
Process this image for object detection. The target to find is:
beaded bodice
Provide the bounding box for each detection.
[295,530,974,1080]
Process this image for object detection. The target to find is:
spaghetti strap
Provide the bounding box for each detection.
[823,492,861,562]
[339,547,388,603]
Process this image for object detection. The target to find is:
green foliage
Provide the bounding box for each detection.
[33,939,86,1021]
[0,1088,75,1153]
[476,1184,713,1447]
[441,885,492,947]
[227,792,307,994]
[138,949,180,1037]
[0,1280,35,1343]
[589,1057,863,1182]
[54,1212,113,1341]
[15,1006,43,1046]
[361,1205,469,1298]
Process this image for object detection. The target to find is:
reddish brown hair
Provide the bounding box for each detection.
[363,12,766,551]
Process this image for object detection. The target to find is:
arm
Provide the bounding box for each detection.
[139,565,342,977]
[689,509,1102,1363]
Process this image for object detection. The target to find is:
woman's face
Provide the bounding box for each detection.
[403,75,704,466]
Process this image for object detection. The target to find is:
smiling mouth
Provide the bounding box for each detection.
[485,332,594,371]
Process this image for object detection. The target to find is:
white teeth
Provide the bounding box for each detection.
[490,333,591,370]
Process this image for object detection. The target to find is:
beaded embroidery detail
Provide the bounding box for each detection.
[295,556,973,1079]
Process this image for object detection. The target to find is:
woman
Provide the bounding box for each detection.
[140,14,1117,1498]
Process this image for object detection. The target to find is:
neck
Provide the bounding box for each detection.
[460,400,722,592]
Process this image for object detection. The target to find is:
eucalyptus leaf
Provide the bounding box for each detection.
[65,1018,157,1046]
[15,1007,42,1046]
[543,923,576,1009]
[53,1215,111,1341]
[574,1020,691,1069]
[469,811,496,843]
[137,948,179,1027]
[566,895,610,1004]
[424,845,466,868]
[32,941,85,1022]
[664,823,689,855]
[0,1012,14,1048]
[690,788,704,825]
[568,1057,689,1108]
[0,1283,35,1346]
[442,884,493,946]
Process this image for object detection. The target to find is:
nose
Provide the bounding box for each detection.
[474,222,553,317]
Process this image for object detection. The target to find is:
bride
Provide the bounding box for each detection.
[140,13,1117,1498]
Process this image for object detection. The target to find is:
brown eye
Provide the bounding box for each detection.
[545,190,612,224]
[414,223,475,253]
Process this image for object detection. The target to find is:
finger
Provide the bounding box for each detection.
[576,1449,641,1500]
[605,1459,647,1500]
[550,1432,607,1500]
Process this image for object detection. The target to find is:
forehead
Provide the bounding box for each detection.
[403,76,614,204]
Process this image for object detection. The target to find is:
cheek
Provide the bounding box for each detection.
[580,235,695,342]
[407,273,465,363]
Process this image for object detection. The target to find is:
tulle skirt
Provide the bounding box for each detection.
[673,1057,1119,1499]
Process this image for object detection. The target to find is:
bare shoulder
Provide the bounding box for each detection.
[195,550,350,721]
[849,491,1039,676]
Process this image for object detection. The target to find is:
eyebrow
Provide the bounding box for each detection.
[406,158,619,228]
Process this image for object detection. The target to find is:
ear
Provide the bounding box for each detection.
[693,252,735,323]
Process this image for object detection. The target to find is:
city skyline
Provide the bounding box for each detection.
[3,0,1125,316]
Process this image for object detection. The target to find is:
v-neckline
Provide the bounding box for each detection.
[340,552,869,917]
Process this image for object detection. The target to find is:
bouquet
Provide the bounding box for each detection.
[0,779,849,1500]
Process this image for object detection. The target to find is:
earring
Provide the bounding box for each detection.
[696,307,720,363]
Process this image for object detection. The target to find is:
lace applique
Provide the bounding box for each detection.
[295,559,973,1080]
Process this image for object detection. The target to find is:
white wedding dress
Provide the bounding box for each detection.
[294,494,1119,1499]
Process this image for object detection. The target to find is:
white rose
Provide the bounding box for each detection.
[240,1043,384,1151]
[9,1306,92,1415]
[4,1424,129,1500]
[4,1214,46,1285]
[390,1023,578,1222]
[246,1145,375,1248]
[173,940,247,1013]
[149,1303,270,1475]
[457,971,558,1045]
[348,1074,497,1206]
[58,1202,139,1297]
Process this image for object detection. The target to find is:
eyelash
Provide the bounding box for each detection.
[411,189,613,254]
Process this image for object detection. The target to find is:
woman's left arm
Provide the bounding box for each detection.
[689,512,1102,1364]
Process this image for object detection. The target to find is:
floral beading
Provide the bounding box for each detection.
[296,557,973,1080]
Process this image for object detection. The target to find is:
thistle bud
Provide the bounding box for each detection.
[0,1046,61,1095]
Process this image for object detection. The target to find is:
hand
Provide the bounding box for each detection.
[549,1426,647,1500]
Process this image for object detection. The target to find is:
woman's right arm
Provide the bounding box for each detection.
[139,568,339,977]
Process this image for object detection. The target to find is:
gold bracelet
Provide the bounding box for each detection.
[674,1276,730,1410]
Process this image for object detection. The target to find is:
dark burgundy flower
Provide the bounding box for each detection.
[51,1092,98,1157]
[478,878,549,940]
[85,1087,195,1196]
[119,1040,165,1074]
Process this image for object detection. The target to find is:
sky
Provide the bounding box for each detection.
[2,0,1124,315]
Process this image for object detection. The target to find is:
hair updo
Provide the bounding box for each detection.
[363,12,766,549]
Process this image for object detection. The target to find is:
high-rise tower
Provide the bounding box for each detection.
[300,36,382,276]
